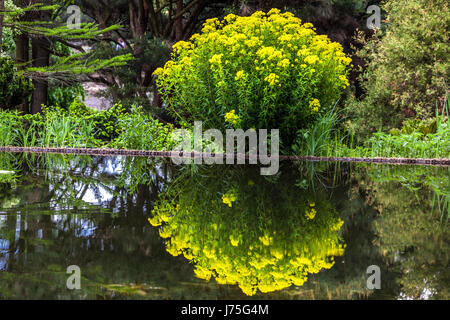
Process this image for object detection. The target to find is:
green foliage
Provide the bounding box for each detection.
[292,108,340,156]
[2,1,133,84]
[338,97,450,159]
[357,165,450,298]
[365,165,449,223]
[0,100,175,150]
[390,118,438,136]
[2,2,118,39]
[0,17,16,57]
[0,56,33,110]
[0,109,24,146]
[23,52,134,81]
[48,83,85,110]
[65,101,128,142]
[111,106,175,151]
[154,9,352,148]
[337,129,450,159]
[345,0,449,137]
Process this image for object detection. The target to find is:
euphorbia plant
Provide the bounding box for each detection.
[154,9,352,148]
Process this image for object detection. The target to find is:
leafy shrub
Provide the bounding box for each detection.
[0,0,18,57]
[389,118,438,136]
[48,83,85,110]
[338,128,450,159]
[154,9,352,148]
[345,0,449,137]
[111,106,175,151]
[66,99,128,142]
[0,56,33,110]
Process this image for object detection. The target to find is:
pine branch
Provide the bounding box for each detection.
[22,53,134,82]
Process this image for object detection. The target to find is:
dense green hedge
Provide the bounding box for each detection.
[345,0,449,138]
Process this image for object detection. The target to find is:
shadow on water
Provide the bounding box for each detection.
[0,152,448,299]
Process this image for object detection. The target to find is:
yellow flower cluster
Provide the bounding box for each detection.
[339,75,350,89]
[230,234,240,246]
[224,110,241,126]
[264,73,280,86]
[309,99,321,113]
[331,218,344,231]
[209,53,223,65]
[304,55,320,65]
[259,232,274,246]
[235,70,245,81]
[305,207,317,220]
[257,46,284,62]
[277,58,290,68]
[148,216,160,227]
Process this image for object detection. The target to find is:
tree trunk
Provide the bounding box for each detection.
[31,37,50,114]
[175,0,183,41]
[14,33,29,113]
[14,0,31,113]
[152,85,162,108]
[15,33,29,67]
[0,0,4,51]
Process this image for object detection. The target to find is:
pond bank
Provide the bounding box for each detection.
[1,146,449,166]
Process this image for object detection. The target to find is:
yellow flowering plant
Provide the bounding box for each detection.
[149,165,346,296]
[153,9,352,148]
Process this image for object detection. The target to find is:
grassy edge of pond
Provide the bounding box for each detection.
[0,100,449,160]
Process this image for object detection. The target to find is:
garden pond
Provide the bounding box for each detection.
[0,152,448,299]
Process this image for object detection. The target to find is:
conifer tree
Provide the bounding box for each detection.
[1,1,132,113]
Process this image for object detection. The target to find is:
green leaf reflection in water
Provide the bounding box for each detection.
[354,164,450,299]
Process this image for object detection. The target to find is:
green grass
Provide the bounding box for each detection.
[292,107,342,157]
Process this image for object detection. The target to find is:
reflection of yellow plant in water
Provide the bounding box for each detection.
[305,202,317,220]
[150,186,345,296]
[229,234,240,246]
[222,191,237,207]
[259,232,273,246]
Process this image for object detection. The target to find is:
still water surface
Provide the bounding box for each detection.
[0,152,448,299]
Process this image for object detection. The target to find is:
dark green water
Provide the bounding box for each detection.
[0,152,448,299]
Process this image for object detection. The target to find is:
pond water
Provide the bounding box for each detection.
[0,152,448,300]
